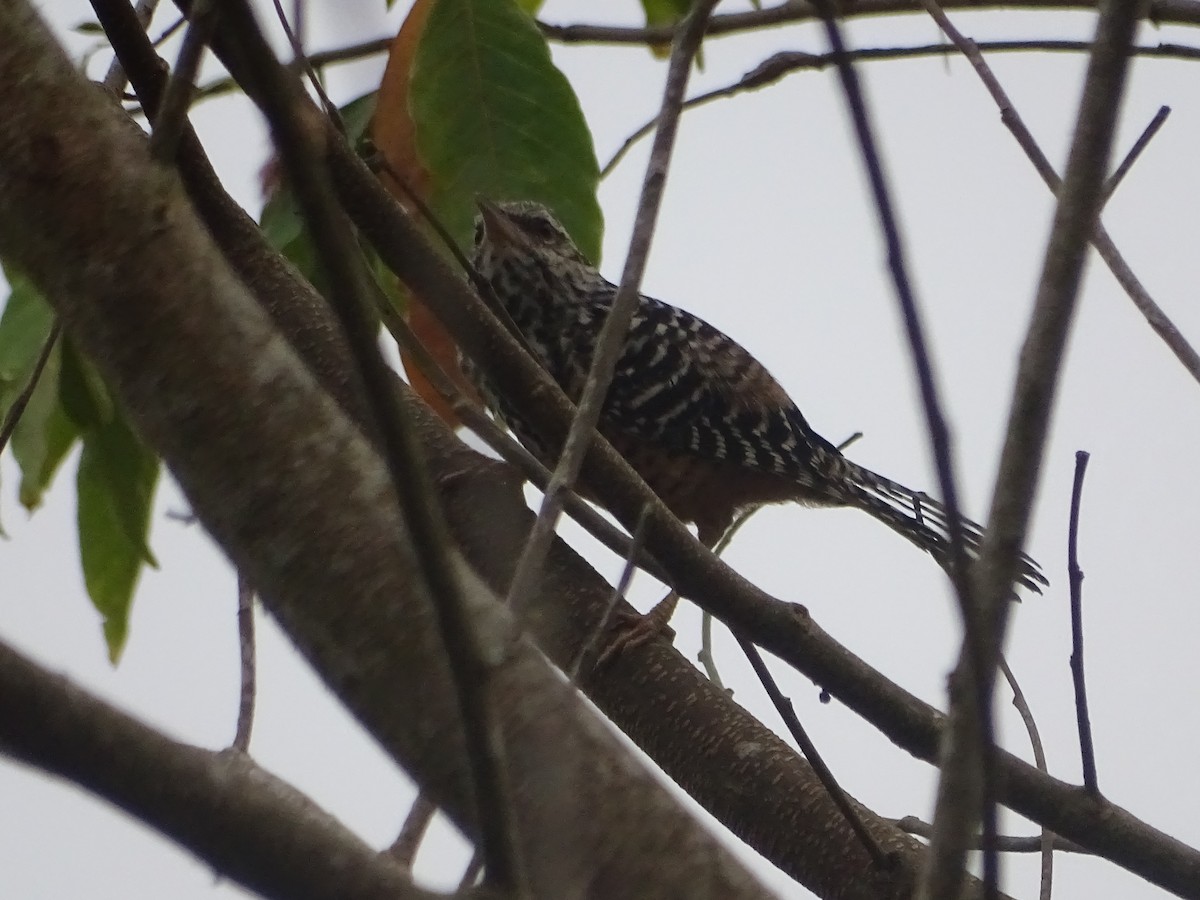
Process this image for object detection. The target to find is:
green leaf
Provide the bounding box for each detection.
[515,0,544,13]
[12,342,80,510]
[259,92,379,293]
[641,0,694,27]
[410,0,602,261]
[0,269,55,394]
[59,338,114,430]
[340,91,379,149]
[77,409,160,662]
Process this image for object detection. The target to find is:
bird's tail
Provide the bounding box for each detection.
[835,460,1047,593]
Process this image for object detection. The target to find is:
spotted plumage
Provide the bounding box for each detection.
[468,199,1046,593]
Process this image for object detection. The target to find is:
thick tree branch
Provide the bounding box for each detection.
[0,640,452,900]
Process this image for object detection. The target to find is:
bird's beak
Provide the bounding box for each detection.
[475,197,521,249]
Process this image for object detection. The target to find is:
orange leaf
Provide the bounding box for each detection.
[373,0,480,428]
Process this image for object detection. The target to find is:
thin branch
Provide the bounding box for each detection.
[736,636,889,868]
[538,0,1200,45]
[894,817,1090,855]
[102,0,158,92]
[206,1,527,892]
[502,0,720,619]
[147,0,214,162]
[919,0,1140,897]
[1102,104,1170,201]
[232,572,256,752]
[268,0,342,131]
[999,656,1054,900]
[0,320,60,455]
[568,503,651,681]
[1068,450,1100,794]
[387,793,438,870]
[696,505,762,687]
[601,43,1199,179]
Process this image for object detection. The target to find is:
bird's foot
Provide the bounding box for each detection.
[596,592,680,666]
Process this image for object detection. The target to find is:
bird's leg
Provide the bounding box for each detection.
[595,521,724,666]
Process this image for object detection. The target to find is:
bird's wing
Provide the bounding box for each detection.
[587,295,839,483]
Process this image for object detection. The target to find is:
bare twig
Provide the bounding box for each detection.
[0,320,60,455]
[999,656,1054,900]
[1068,450,1100,794]
[537,0,1200,46]
[268,0,342,131]
[602,44,1198,179]
[697,505,763,687]
[148,0,214,161]
[737,636,888,868]
[386,793,437,870]
[1103,104,1170,201]
[894,816,1090,855]
[232,572,255,752]
[568,503,651,681]
[918,0,1140,897]
[502,0,720,619]
[207,0,527,891]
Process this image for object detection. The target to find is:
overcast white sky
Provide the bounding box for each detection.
[3,1,1199,897]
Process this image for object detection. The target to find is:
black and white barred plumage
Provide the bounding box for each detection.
[468,199,1046,592]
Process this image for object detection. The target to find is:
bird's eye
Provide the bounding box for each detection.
[522,216,559,242]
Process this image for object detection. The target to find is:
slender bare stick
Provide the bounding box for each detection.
[568,503,651,681]
[894,817,1089,854]
[502,0,720,619]
[601,44,1196,179]
[386,793,437,870]
[147,0,214,162]
[0,320,60,455]
[736,636,888,868]
[207,1,527,891]
[1103,105,1170,201]
[232,572,255,752]
[999,656,1054,900]
[1067,450,1100,794]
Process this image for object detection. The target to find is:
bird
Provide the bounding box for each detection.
[466,198,1047,639]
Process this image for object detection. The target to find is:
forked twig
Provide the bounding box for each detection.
[1103,105,1170,202]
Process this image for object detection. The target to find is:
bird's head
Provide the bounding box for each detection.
[472,199,592,272]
